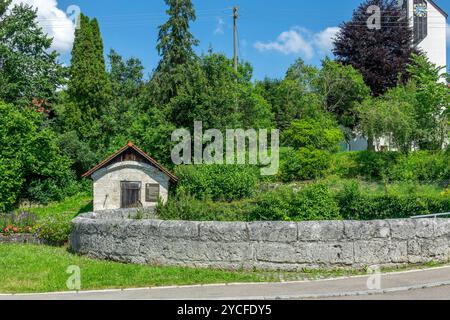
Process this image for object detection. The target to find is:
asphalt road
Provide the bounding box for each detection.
[327,285,450,300]
[2,266,450,300]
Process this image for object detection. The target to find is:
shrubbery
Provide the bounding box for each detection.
[158,179,449,222]
[279,116,343,182]
[335,180,450,220]
[35,215,73,245]
[174,165,259,202]
[389,151,450,183]
[331,150,450,183]
[157,191,253,221]
[280,148,332,182]
[0,101,80,210]
[249,183,341,221]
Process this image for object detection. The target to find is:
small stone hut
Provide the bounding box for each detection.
[82,142,178,212]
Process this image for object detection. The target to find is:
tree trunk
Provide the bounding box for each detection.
[367,135,375,151]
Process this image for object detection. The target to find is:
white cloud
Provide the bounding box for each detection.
[313,27,340,55]
[10,0,75,53]
[214,17,225,35]
[254,26,339,60]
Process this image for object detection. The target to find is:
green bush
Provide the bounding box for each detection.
[0,101,75,209]
[249,183,341,221]
[0,158,24,212]
[388,151,450,183]
[156,191,253,222]
[36,215,73,245]
[335,180,450,220]
[280,148,332,182]
[174,165,259,201]
[290,183,341,221]
[332,151,450,183]
[249,187,294,221]
[282,117,344,152]
[352,151,400,180]
[26,171,83,205]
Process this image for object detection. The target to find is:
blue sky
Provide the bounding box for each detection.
[47,0,450,80]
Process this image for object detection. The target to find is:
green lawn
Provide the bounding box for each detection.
[0,244,262,294]
[20,193,93,221]
[1,244,447,294]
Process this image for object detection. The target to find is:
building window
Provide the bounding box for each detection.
[413,0,428,44]
[145,184,160,202]
[121,181,142,208]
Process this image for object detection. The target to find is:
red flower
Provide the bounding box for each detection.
[12,227,18,233]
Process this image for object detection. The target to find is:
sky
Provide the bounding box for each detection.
[13,0,450,80]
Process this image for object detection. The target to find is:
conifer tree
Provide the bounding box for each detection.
[151,0,199,104]
[67,13,110,137]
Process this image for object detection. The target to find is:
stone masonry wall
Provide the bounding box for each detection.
[70,212,450,270]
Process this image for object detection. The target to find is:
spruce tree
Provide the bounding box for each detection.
[151,0,199,104]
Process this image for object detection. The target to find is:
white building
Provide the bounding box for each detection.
[404,0,447,72]
[83,142,178,212]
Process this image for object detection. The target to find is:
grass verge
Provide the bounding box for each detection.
[1,244,449,294]
[19,193,93,221]
[0,244,260,294]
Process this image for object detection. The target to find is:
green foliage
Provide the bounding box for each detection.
[280,148,332,182]
[157,191,252,222]
[407,54,449,150]
[0,101,75,209]
[26,171,82,205]
[316,58,370,130]
[389,151,450,183]
[280,116,343,182]
[175,165,259,202]
[108,49,145,99]
[0,158,24,212]
[332,151,449,183]
[358,85,418,152]
[165,52,274,131]
[152,0,199,104]
[358,54,449,152]
[282,116,344,152]
[332,151,400,180]
[261,58,369,134]
[0,2,65,105]
[335,180,450,220]
[248,187,294,221]
[56,131,98,176]
[249,183,341,221]
[36,215,73,245]
[67,14,110,140]
[290,183,341,221]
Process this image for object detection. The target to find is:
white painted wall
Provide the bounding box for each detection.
[407,0,447,74]
[92,161,170,212]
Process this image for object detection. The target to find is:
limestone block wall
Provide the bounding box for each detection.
[70,213,450,271]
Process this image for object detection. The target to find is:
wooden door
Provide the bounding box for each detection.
[121,182,142,208]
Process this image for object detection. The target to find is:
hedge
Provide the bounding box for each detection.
[174,164,260,202]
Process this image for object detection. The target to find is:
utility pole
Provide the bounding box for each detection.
[233,6,238,72]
